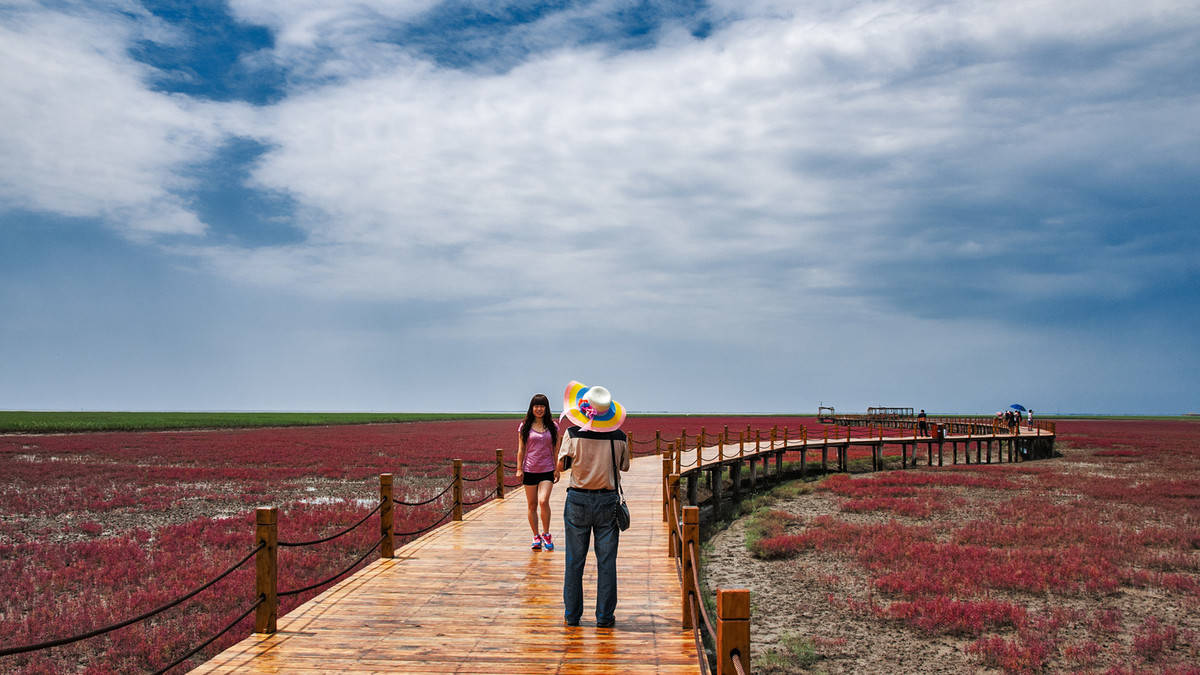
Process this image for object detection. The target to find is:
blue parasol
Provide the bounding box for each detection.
[1009,404,1026,412]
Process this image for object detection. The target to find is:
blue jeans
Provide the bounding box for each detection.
[563,488,620,624]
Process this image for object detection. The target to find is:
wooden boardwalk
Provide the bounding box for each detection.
[196,421,1054,673]
[195,453,700,673]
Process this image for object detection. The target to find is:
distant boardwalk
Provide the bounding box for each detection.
[194,452,699,673]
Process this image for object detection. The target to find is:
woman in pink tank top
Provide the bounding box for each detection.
[516,393,561,551]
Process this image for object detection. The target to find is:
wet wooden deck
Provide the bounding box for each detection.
[194,453,699,673]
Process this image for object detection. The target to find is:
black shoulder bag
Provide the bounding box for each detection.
[611,439,630,531]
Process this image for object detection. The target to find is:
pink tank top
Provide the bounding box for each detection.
[521,423,556,473]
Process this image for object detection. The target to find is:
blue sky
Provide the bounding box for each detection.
[1,0,1198,414]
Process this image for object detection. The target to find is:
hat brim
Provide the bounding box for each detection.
[561,381,626,431]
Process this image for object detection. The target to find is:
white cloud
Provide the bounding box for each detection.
[167,0,1193,333]
[3,0,1197,338]
[0,6,244,237]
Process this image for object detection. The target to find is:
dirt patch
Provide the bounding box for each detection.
[704,487,988,674]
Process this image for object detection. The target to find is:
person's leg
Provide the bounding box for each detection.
[593,494,620,626]
[537,478,554,547]
[562,491,592,624]
[524,484,540,538]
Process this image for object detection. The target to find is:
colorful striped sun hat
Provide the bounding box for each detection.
[560,381,626,432]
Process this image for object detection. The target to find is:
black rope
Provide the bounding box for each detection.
[503,478,522,488]
[278,500,383,547]
[462,492,492,506]
[502,462,518,470]
[152,595,265,675]
[278,535,385,598]
[0,543,263,657]
[461,464,498,482]
[394,480,454,506]
[394,506,456,536]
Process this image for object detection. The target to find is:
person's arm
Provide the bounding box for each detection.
[619,439,631,472]
[516,432,526,478]
[552,432,562,482]
[556,433,573,472]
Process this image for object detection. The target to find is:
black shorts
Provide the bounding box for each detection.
[522,470,555,486]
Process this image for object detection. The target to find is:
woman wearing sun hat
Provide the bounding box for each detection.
[556,380,630,628]
[516,393,560,551]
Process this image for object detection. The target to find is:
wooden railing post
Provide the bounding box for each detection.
[668,473,681,557]
[254,506,278,634]
[452,459,463,521]
[656,430,662,455]
[822,427,829,471]
[662,454,672,522]
[717,589,751,675]
[739,431,744,458]
[380,474,394,559]
[496,449,505,498]
[681,506,699,629]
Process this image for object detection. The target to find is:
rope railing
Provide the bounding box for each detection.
[394,480,454,506]
[153,595,265,675]
[278,534,386,598]
[729,649,746,675]
[460,464,498,482]
[688,541,716,636]
[689,596,712,675]
[278,499,384,547]
[0,543,264,657]
[461,491,494,506]
[395,505,456,537]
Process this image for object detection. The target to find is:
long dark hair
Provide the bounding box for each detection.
[520,393,557,447]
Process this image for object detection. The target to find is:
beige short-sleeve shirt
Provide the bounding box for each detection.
[557,427,630,490]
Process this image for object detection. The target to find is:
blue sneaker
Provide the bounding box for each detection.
[541,532,554,551]
[531,534,542,551]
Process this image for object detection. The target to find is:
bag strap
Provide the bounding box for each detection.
[610,438,625,501]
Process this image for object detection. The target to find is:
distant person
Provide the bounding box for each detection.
[1027,409,1034,429]
[516,393,560,551]
[557,381,630,628]
[917,409,928,436]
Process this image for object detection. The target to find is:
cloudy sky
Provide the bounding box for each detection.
[1,0,1197,415]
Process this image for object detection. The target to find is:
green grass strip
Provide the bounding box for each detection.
[0,411,514,434]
